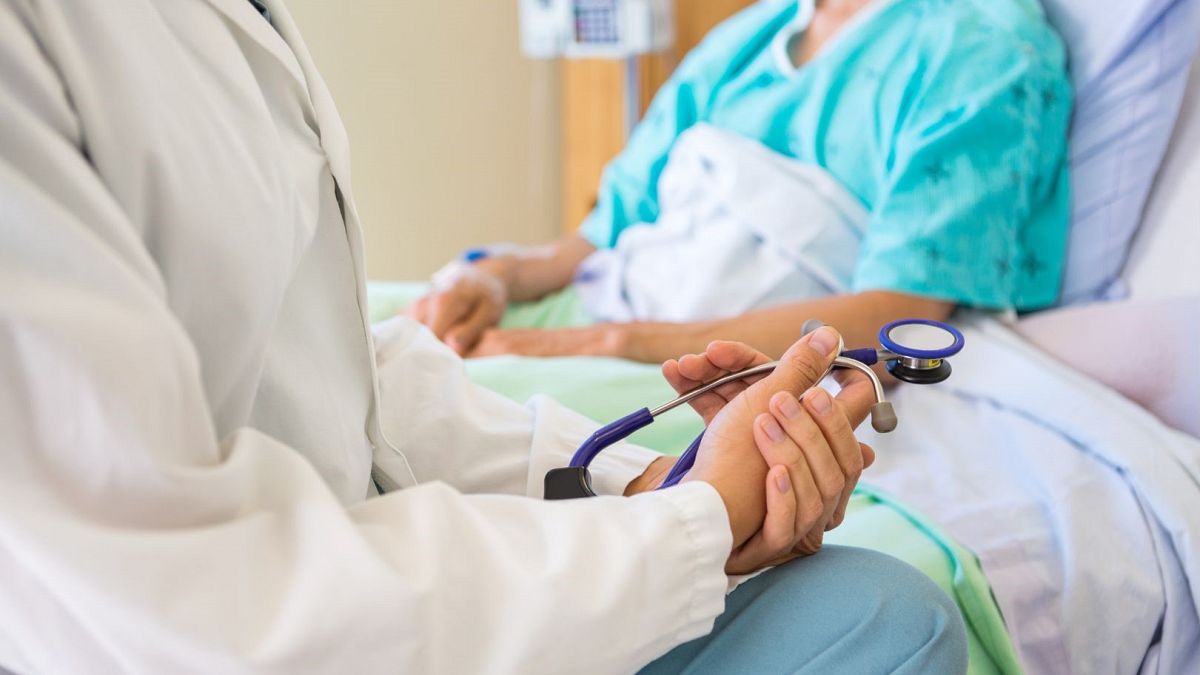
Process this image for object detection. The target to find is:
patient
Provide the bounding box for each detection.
[410,0,1072,363]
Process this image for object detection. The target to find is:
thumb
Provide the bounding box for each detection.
[760,326,842,397]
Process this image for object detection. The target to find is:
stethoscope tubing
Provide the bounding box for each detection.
[568,355,887,477]
[652,355,886,489]
[551,319,962,500]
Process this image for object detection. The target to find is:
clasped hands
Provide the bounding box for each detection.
[626,327,876,575]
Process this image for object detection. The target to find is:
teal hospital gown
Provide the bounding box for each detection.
[580,0,1073,311]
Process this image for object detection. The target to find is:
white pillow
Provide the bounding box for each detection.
[1040,0,1200,305]
[1123,47,1200,300]
[1015,296,1200,438]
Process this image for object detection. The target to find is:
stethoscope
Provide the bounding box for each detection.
[545,318,965,500]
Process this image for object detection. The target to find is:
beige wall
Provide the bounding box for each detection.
[286,1,562,279]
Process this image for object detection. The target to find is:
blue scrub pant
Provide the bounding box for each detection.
[640,546,968,674]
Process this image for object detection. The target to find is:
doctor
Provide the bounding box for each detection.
[0,1,965,673]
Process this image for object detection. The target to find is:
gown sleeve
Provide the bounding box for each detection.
[0,7,731,674]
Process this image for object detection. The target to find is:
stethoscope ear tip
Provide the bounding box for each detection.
[800,318,826,337]
[870,401,898,433]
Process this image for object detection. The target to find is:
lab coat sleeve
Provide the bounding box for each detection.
[0,10,731,674]
[371,316,668,498]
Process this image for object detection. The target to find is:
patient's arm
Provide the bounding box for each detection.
[469,290,953,364]
[626,290,954,362]
[476,233,596,303]
[407,234,594,354]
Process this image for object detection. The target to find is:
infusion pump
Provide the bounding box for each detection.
[519,0,674,59]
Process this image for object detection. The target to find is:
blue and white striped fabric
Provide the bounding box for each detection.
[1041,0,1200,304]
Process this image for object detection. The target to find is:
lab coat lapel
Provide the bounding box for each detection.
[260,0,403,479]
[262,1,356,204]
[260,0,368,297]
[198,0,308,88]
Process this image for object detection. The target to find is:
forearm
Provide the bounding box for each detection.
[621,291,954,363]
[477,234,596,303]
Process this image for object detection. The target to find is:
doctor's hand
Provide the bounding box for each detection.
[628,340,795,497]
[679,328,876,572]
[408,265,508,355]
[724,386,878,574]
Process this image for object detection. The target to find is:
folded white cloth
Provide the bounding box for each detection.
[575,124,867,323]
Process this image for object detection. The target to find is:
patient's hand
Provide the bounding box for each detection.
[408,266,507,355]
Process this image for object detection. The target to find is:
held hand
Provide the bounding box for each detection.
[681,328,876,561]
[408,265,507,355]
[724,385,876,575]
[661,341,774,425]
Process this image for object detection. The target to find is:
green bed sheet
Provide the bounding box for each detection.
[370,281,1022,675]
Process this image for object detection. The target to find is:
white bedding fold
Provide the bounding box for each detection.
[575,124,867,322]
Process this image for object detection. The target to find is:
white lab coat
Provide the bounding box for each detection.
[0,2,731,673]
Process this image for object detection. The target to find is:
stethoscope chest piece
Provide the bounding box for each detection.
[887,359,952,385]
[878,319,964,385]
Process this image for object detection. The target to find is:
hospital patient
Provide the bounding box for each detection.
[412,0,1072,363]
[0,2,965,674]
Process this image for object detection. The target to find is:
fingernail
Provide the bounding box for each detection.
[779,395,802,420]
[808,327,839,357]
[805,389,832,416]
[775,470,791,494]
[761,416,785,443]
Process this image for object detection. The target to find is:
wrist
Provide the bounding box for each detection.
[684,466,768,550]
[598,322,635,360]
[473,255,519,294]
[620,321,716,364]
[623,456,674,496]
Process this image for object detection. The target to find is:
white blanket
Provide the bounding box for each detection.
[860,314,1200,675]
[575,124,867,322]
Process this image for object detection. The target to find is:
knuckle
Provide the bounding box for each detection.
[784,356,824,387]
[825,413,853,437]
[775,540,795,559]
[807,533,825,554]
[801,493,824,520]
[820,477,845,502]
[846,465,863,484]
[796,424,824,450]
[763,528,787,553]
[847,446,864,469]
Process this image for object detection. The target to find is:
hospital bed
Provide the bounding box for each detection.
[367,4,1200,673]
